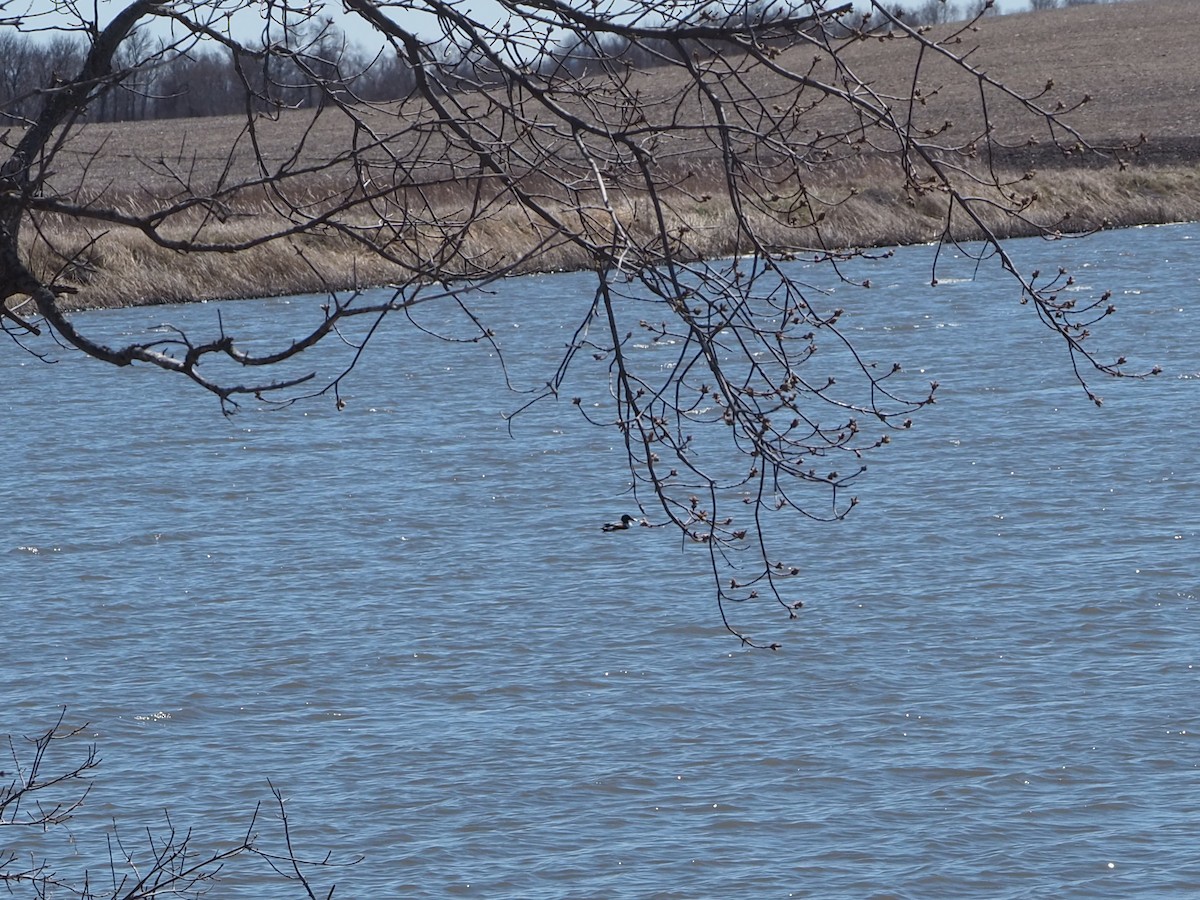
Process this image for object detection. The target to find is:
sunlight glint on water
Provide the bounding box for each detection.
[2,225,1199,898]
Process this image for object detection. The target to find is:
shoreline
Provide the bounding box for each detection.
[31,155,1200,314]
[11,0,1200,316]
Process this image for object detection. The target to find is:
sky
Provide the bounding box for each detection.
[14,0,1040,50]
[331,0,1034,48]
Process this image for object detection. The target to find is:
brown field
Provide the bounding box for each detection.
[21,0,1200,310]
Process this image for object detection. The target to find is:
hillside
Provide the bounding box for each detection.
[21,0,1200,309]
[833,0,1199,164]
[44,1,1198,187]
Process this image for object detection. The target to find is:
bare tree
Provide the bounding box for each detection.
[967,0,1000,16]
[2,712,350,897]
[910,0,962,25]
[0,0,1151,646]
[1029,0,1061,9]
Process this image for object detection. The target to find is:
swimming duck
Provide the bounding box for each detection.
[602,514,638,532]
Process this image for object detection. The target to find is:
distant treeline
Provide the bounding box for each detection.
[0,0,1123,125]
[0,25,417,124]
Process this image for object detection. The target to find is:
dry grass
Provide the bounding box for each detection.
[17,0,1200,311]
[31,159,1200,313]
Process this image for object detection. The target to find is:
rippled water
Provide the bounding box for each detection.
[3,225,1199,897]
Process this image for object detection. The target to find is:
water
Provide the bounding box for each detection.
[3,225,1198,897]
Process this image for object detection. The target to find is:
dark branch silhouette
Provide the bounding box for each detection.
[1,712,353,897]
[0,1,1154,647]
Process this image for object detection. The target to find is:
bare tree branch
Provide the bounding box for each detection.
[1,713,354,897]
[0,0,1156,642]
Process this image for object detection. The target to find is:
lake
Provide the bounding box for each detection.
[3,224,1198,897]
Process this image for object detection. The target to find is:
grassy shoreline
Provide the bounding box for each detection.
[16,0,1200,313]
[30,157,1200,313]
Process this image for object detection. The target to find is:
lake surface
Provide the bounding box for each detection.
[3,224,1198,897]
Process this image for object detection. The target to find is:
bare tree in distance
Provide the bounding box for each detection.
[966,0,1000,16]
[911,0,962,24]
[0,0,1155,647]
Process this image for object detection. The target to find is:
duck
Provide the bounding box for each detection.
[602,514,638,532]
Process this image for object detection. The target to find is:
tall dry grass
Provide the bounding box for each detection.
[16,0,1200,311]
[26,157,1200,312]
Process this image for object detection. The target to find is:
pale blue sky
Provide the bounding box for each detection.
[17,0,1042,49]
[333,0,1033,47]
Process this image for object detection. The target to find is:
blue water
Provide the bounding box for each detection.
[3,225,1198,897]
